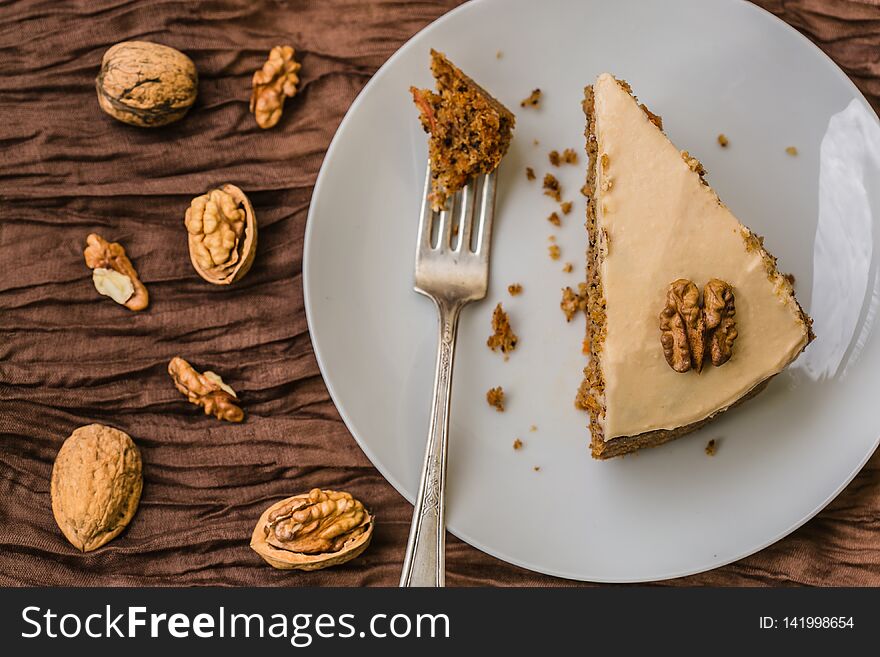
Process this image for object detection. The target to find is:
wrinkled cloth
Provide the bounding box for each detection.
[0,0,878,587]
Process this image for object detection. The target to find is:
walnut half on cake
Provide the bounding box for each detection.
[577,74,814,460]
[411,50,515,210]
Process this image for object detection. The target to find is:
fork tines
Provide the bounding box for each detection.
[417,166,496,259]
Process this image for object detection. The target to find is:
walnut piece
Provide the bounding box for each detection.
[250,489,373,571]
[96,41,197,128]
[659,278,737,372]
[83,233,149,311]
[185,184,257,285]
[250,45,301,129]
[51,424,142,552]
[487,303,518,354]
[659,279,705,373]
[168,356,244,422]
[703,278,737,367]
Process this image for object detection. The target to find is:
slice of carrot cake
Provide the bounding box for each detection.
[578,73,814,459]
[411,50,515,210]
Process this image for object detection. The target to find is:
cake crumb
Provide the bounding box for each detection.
[786,146,798,156]
[705,439,718,456]
[548,150,561,167]
[507,283,523,296]
[525,166,536,181]
[533,138,540,146]
[487,303,518,354]
[549,245,560,260]
[513,438,523,450]
[560,283,588,322]
[533,466,541,472]
[582,338,590,355]
[560,201,572,215]
[451,223,459,237]
[547,211,561,226]
[529,425,537,432]
[580,183,589,197]
[543,173,562,202]
[784,273,796,287]
[562,262,573,273]
[486,386,505,412]
[717,133,729,147]
[520,88,541,108]
[562,148,578,164]
[495,50,503,59]
[548,234,556,242]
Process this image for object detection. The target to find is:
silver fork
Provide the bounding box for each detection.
[399,165,497,587]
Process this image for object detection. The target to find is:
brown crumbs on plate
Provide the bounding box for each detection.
[486,386,505,412]
[580,183,590,197]
[533,466,541,472]
[547,211,561,226]
[496,50,503,59]
[525,166,536,181]
[560,201,572,215]
[560,283,587,322]
[533,138,540,146]
[548,150,561,167]
[487,302,518,354]
[562,148,578,164]
[508,283,523,296]
[705,439,718,456]
[529,424,537,432]
[786,146,798,156]
[520,88,541,108]
[543,173,562,202]
[548,234,556,242]
[562,262,573,273]
[717,133,729,147]
[784,273,796,287]
[513,438,523,450]
[548,244,561,260]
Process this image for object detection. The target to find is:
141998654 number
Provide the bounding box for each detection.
[783,617,854,629]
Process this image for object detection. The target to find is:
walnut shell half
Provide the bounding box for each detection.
[50,424,143,552]
[96,41,198,128]
[250,489,374,571]
[185,184,257,285]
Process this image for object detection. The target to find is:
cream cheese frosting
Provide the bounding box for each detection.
[592,73,810,440]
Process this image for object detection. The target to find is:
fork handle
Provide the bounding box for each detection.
[400,298,462,587]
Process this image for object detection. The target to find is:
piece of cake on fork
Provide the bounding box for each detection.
[411,49,515,211]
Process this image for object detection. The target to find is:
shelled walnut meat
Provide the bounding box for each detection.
[96,41,198,127]
[250,45,301,129]
[251,489,374,571]
[83,233,149,311]
[168,356,244,422]
[51,424,143,552]
[659,278,737,373]
[185,184,257,285]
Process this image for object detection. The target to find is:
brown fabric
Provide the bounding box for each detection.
[0,0,878,587]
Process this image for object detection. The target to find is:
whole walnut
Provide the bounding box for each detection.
[51,424,143,552]
[96,41,198,127]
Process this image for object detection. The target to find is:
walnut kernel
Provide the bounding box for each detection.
[251,45,301,129]
[168,356,244,422]
[185,184,257,285]
[251,489,373,571]
[83,233,149,311]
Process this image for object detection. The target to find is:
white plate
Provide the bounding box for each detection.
[304,0,880,582]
